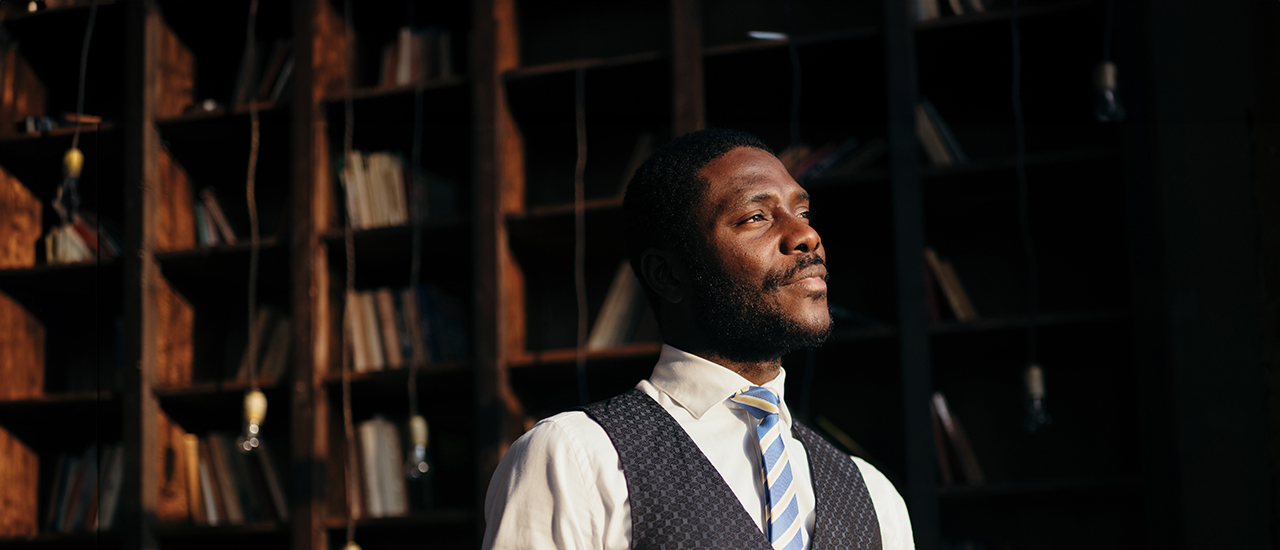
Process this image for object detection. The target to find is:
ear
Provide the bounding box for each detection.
[640,248,686,304]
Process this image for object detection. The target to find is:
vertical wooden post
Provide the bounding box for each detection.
[670,0,705,136]
[883,0,939,547]
[291,0,331,549]
[122,1,160,548]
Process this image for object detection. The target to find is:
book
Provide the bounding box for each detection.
[256,440,289,522]
[376,418,408,517]
[915,103,953,167]
[255,39,291,102]
[268,56,295,102]
[923,247,979,321]
[205,433,245,524]
[616,132,655,197]
[182,434,205,525]
[200,187,238,245]
[360,291,385,370]
[197,440,223,525]
[400,287,429,367]
[346,289,372,372]
[93,443,126,530]
[358,419,385,517]
[824,137,889,179]
[375,288,404,369]
[920,97,968,164]
[931,391,985,484]
[235,307,277,381]
[587,259,648,350]
[44,454,70,531]
[219,432,267,522]
[258,315,293,380]
[914,0,941,21]
[64,445,96,532]
[379,27,455,87]
[930,402,954,486]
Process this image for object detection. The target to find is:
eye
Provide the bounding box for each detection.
[748,213,766,222]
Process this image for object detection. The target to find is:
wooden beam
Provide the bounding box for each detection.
[883,0,939,548]
[670,0,705,136]
[122,1,161,548]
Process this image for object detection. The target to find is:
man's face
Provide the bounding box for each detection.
[682,146,832,363]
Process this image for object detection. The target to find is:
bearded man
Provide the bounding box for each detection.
[482,129,914,550]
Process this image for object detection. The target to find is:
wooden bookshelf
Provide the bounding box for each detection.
[0,0,1272,548]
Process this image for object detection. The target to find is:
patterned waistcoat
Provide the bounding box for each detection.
[582,389,882,550]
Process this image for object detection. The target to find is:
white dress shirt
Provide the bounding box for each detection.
[483,344,914,550]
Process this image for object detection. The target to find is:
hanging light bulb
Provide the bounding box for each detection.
[403,414,431,479]
[237,389,267,453]
[343,542,362,550]
[1022,363,1051,433]
[1093,61,1126,122]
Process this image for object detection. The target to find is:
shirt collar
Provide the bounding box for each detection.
[649,344,793,426]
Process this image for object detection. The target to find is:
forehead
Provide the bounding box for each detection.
[697,147,807,213]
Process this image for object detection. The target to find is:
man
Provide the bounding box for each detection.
[483,129,913,549]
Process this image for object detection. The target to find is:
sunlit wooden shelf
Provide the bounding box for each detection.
[509,341,663,368]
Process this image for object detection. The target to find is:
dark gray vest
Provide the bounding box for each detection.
[582,389,882,550]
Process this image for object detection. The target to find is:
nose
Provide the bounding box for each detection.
[781,212,821,255]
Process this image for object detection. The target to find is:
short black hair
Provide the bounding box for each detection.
[623,128,772,314]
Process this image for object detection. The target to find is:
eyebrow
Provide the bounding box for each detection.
[730,189,811,210]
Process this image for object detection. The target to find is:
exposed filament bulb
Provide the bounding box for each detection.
[404,414,431,479]
[237,389,267,453]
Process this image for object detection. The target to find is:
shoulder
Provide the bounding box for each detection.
[505,410,617,471]
[496,409,622,480]
[848,457,915,550]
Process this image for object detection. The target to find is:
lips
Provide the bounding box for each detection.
[779,255,828,294]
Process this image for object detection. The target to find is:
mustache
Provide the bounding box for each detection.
[763,254,828,290]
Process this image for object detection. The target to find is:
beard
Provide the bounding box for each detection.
[683,250,833,364]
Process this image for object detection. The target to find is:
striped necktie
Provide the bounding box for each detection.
[732,386,803,550]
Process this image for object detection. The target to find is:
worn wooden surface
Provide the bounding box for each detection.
[0,166,41,269]
[0,47,45,138]
[0,291,43,400]
[155,15,194,119]
[154,275,193,387]
[155,147,196,253]
[0,426,37,537]
[155,408,190,524]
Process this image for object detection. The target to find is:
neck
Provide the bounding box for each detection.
[689,347,783,386]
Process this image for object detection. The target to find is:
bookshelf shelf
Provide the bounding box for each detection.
[938,476,1139,499]
[322,509,473,529]
[930,308,1130,336]
[0,530,119,548]
[913,0,1097,32]
[703,25,882,58]
[322,77,469,104]
[0,123,113,145]
[320,361,470,387]
[0,390,114,406]
[508,341,663,369]
[0,392,117,450]
[920,148,1119,180]
[155,101,284,126]
[505,51,664,81]
[152,521,288,538]
[0,0,116,21]
[153,379,284,399]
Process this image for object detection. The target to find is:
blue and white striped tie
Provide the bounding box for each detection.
[732,386,803,550]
